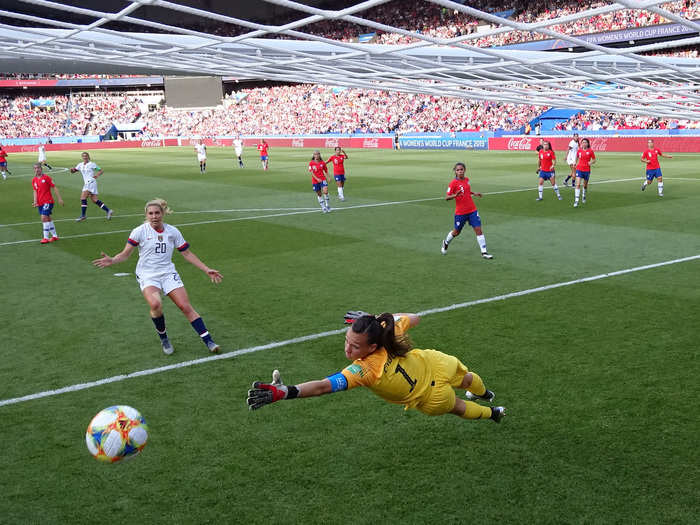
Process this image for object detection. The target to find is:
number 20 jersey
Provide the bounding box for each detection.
[127,223,189,280]
[341,316,433,409]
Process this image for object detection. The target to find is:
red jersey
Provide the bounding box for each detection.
[0,148,7,163]
[447,177,477,215]
[308,160,328,182]
[327,154,347,175]
[576,148,596,171]
[257,143,269,157]
[538,149,556,171]
[32,174,55,206]
[642,148,662,170]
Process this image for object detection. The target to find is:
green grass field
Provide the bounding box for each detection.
[1,146,698,524]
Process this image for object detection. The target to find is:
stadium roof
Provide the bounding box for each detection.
[0,0,698,119]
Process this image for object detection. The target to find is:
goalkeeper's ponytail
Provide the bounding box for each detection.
[351,312,413,357]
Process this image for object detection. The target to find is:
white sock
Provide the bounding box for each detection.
[476,234,487,253]
[658,182,663,195]
[338,187,344,198]
[317,196,325,208]
[49,221,57,237]
[538,185,543,198]
[553,184,560,197]
[574,188,580,202]
[324,194,330,205]
[42,225,51,239]
[445,231,454,244]
[582,188,587,200]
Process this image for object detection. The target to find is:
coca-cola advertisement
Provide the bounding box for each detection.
[490,136,700,153]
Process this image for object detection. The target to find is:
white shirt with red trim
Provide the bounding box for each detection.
[127,223,188,280]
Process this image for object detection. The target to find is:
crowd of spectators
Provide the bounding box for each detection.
[0,93,141,138]
[2,0,697,50]
[138,84,542,136]
[554,110,700,130]
[2,82,698,140]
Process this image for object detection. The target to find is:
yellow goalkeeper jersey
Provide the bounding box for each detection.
[340,316,433,409]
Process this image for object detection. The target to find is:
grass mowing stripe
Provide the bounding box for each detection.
[0,176,671,245]
[0,196,444,247]
[2,252,698,408]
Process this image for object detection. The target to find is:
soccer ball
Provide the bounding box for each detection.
[85,405,149,463]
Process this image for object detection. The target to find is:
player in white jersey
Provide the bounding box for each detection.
[563,133,579,187]
[38,144,52,170]
[233,135,244,168]
[195,140,207,173]
[69,152,113,222]
[92,198,223,355]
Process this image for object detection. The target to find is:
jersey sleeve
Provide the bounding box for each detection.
[172,227,189,252]
[127,226,143,246]
[340,351,384,390]
[46,176,55,187]
[590,151,596,160]
[446,180,457,195]
[393,315,411,336]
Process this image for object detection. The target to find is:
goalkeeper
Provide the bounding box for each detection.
[247,312,505,423]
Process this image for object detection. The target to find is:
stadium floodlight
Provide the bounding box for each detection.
[0,0,698,119]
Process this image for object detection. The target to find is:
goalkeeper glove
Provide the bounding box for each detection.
[343,310,372,324]
[247,369,295,410]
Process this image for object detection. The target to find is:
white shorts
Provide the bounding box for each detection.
[82,179,98,194]
[197,155,207,162]
[566,154,576,166]
[136,271,185,295]
[38,154,46,162]
[234,148,243,156]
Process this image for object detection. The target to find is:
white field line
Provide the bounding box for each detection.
[2,253,699,408]
[4,167,69,178]
[0,176,669,243]
[0,197,443,246]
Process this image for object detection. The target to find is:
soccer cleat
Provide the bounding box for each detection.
[641,182,646,191]
[206,339,220,353]
[582,198,586,204]
[557,195,563,200]
[573,201,579,208]
[40,238,50,244]
[75,216,86,222]
[481,252,494,260]
[441,241,448,255]
[339,196,345,201]
[161,338,174,355]
[49,236,59,242]
[490,406,506,423]
[325,206,332,213]
[106,209,113,220]
[536,197,543,201]
[465,389,495,403]
[658,193,663,197]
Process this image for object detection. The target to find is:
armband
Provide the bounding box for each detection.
[326,372,348,392]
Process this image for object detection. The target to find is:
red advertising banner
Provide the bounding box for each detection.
[489,136,700,153]
[3,136,395,153]
[0,79,59,87]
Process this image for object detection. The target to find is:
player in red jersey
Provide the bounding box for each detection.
[441,162,492,259]
[573,138,596,208]
[309,150,331,213]
[536,141,562,201]
[257,139,269,170]
[31,163,64,243]
[0,143,9,180]
[641,139,672,196]
[326,146,349,201]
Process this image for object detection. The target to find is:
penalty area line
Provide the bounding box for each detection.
[2,252,699,408]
